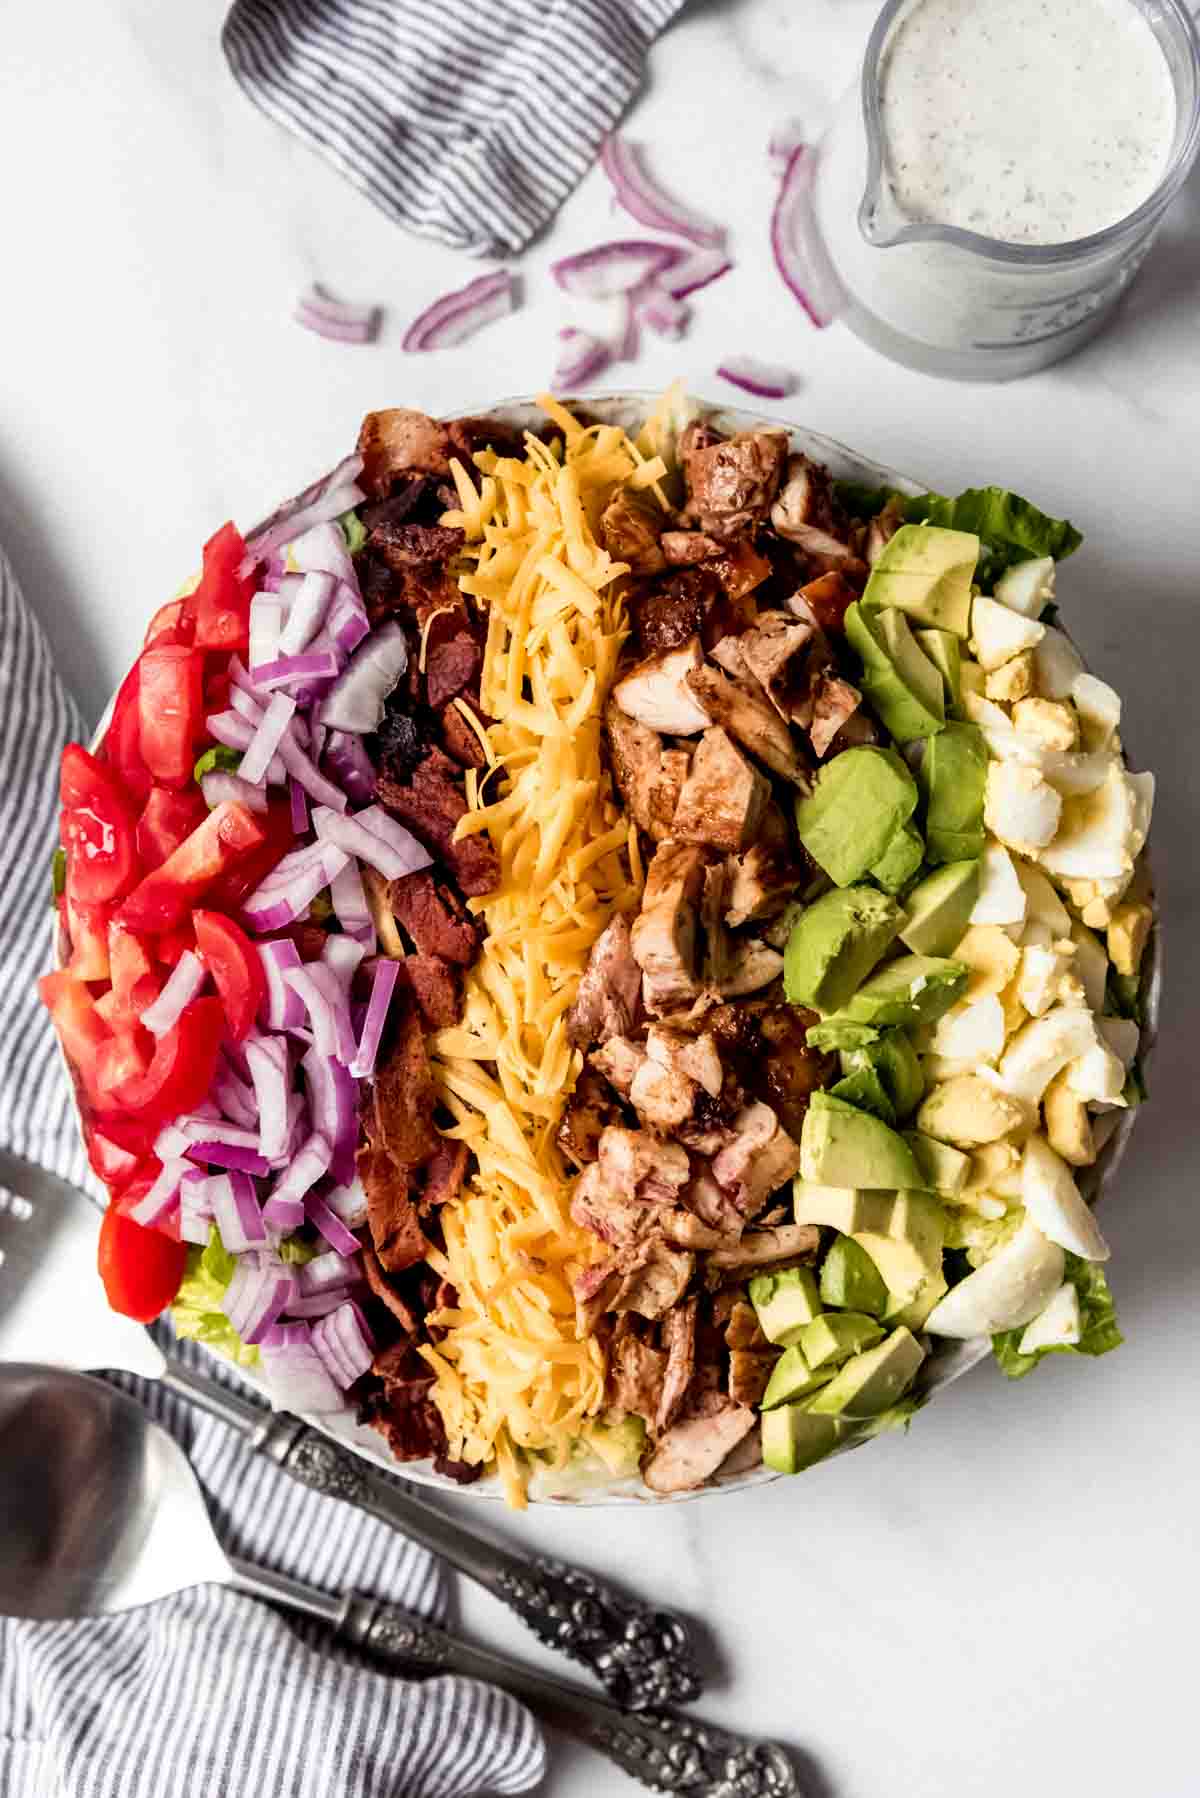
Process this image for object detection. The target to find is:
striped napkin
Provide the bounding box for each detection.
[0,546,545,1798]
[222,0,687,256]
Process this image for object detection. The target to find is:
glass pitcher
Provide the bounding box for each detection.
[809,0,1200,380]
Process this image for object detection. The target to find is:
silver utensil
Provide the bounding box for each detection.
[0,1364,799,1797]
[0,1145,700,1711]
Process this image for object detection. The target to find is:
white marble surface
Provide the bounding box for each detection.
[4,3,1200,1794]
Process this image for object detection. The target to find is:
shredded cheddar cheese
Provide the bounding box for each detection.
[424,397,659,1502]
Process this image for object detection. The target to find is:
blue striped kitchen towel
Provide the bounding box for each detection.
[222,0,687,256]
[0,546,545,1798]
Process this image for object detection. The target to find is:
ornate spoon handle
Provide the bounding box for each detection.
[337,1596,801,1798]
[163,1360,701,1711]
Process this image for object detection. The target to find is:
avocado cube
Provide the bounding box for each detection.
[749,1266,822,1346]
[919,722,988,866]
[800,1091,921,1192]
[853,1190,946,1305]
[807,1327,927,1419]
[792,1182,894,1236]
[861,524,978,637]
[806,1018,882,1054]
[839,954,968,1029]
[883,1271,949,1330]
[900,860,981,957]
[830,1064,896,1123]
[846,604,947,744]
[903,1130,970,1196]
[761,1404,846,1475]
[819,1234,891,1318]
[841,1030,924,1121]
[793,748,918,887]
[915,626,963,712]
[761,1344,833,1409]
[800,1311,885,1371]
[870,819,925,895]
[783,884,905,1012]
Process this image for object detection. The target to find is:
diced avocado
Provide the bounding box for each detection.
[919,722,987,865]
[792,1183,894,1236]
[903,1130,971,1196]
[800,1093,921,1191]
[808,1326,927,1419]
[830,1064,895,1123]
[915,627,963,713]
[819,1234,891,1317]
[842,1030,924,1121]
[839,954,968,1029]
[854,1190,946,1304]
[900,860,981,957]
[846,604,946,743]
[861,524,978,637]
[806,1018,882,1053]
[761,1404,846,1474]
[793,749,918,887]
[761,1344,834,1408]
[869,819,925,895]
[800,1311,885,1371]
[783,884,904,1012]
[749,1266,822,1346]
[883,1270,949,1330]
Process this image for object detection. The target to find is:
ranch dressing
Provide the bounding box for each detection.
[877,0,1177,244]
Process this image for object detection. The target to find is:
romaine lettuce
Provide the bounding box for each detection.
[837,481,1082,585]
[171,1226,258,1369]
[992,1253,1123,1379]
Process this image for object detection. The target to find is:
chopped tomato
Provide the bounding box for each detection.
[39,971,111,1111]
[206,796,293,912]
[143,599,196,649]
[86,1129,146,1193]
[109,995,225,1127]
[65,895,112,983]
[108,925,160,1025]
[115,801,265,935]
[102,663,153,804]
[193,910,266,1041]
[154,923,195,966]
[98,1202,188,1322]
[136,786,207,869]
[138,645,205,788]
[94,989,118,1027]
[88,1113,159,1158]
[190,522,254,651]
[203,663,233,717]
[94,1028,152,1105]
[59,745,140,906]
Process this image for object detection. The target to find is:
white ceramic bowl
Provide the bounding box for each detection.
[64,392,1159,1504]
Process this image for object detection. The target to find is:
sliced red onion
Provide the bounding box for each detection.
[242,453,366,571]
[611,293,639,363]
[353,804,433,871]
[662,246,733,300]
[637,287,690,339]
[402,269,515,352]
[284,1287,358,1321]
[716,356,799,399]
[258,1320,311,1350]
[285,966,343,1060]
[312,963,358,1063]
[551,240,683,301]
[350,957,399,1079]
[260,1336,344,1412]
[277,570,336,656]
[180,1172,215,1245]
[214,1051,259,1130]
[289,777,309,837]
[302,1047,358,1186]
[317,620,408,734]
[312,1299,375,1387]
[329,859,375,952]
[186,1140,271,1176]
[298,1247,360,1296]
[200,770,270,814]
[771,144,842,329]
[239,692,298,786]
[294,284,381,346]
[326,588,371,658]
[251,651,341,694]
[292,522,358,590]
[324,1176,368,1229]
[256,940,305,1030]
[173,1117,262,1149]
[249,595,284,673]
[768,117,808,175]
[127,1157,190,1228]
[244,1033,292,1159]
[209,1171,267,1254]
[283,1089,309,1164]
[276,729,348,813]
[242,844,350,933]
[312,805,431,883]
[262,1131,332,1232]
[599,136,726,248]
[205,712,285,783]
[224,1256,299,1344]
[553,328,612,389]
[139,951,207,1037]
[228,684,266,725]
[323,730,376,804]
[248,840,326,895]
[321,933,367,986]
[304,1189,362,1258]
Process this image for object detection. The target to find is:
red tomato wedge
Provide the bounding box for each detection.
[193,910,266,1041]
[138,645,205,788]
[143,599,196,649]
[108,995,225,1126]
[87,1130,146,1193]
[108,925,160,1025]
[94,1029,152,1105]
[64,895,112,983]
[38,971,111,1111]
[206,796,294,913]
[98,1202,187,1322]
[115,802,265,935]
[136,786,207,870]
[102,663,153,804]
[59,745,139,906]
[190,522,254,651]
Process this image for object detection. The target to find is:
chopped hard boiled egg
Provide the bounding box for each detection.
[996,1006,1098,1104]
[1017,1281,1082,1353]
[1032,624,1085,698]
[984,760,1062,855]
[1021,1135,1109,1260]
[994,555,1055,618]
[932,994,1007,1064]
[1070,672,1121,751]
[971,595,1046,670]
[970,843,1027,926]
[1011,696,1078,752]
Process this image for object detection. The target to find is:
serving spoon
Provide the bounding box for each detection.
[0,1364,800,1796]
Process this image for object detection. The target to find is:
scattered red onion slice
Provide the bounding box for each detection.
[200,770,269,814]
[330,857,375,950]
[312,804,432,883]
[214,1052,260,1131]
[324,1177,368,1230]
[277,570,336,656]
[637,287,690,340]
[289,776,309,836]
[350,957,399,1079]
[238,692,297,787]
[209,1171,267,1254]
[251,651,341,694]
[249,595,284,674]
[299,1248,360,1296]
[292,522,357,591]
[244,1034,293,1159]
[255,941,304,1031]
[318,620,408,733]
[323,730,376,804]
[140,951,207,1037]
[551,240,684,301]
[771,143,843,329]
[302,1048,358,1186]
[303,1189,362,1258]
[260,1335,343,1412]
[224,1256,299,1345]
[258,1320,311,1350]
[662,247,733,300]
[326,588,371,657]
[242,843,349,932]
[180,1173,216,1246]
[285,1287,359,1321]
[294,284,381,346]
[204,712,285,783]
[599,136,726,248]
[402,269,515,352]
[241,453,365,572]
[768,117,809,175]
[716,356,800,399]
[321,934,367,987]
[553,329,612,389]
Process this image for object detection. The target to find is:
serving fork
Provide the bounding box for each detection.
[0,1144,702,1712]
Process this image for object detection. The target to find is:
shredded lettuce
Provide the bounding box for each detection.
[992,1254,1123,1379]
[836,481,1082,585]
[339,508,367,555]
[172,1226,258,1369]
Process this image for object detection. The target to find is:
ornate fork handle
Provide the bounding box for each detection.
[338,1597,801,1798]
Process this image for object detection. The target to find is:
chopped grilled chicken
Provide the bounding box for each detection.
[724,1299,769,1351]
[643,1396,757,1493]
[686,660,811,787]
[756,1004,837,1139]
[685,1167,746,1234]
[771,454,865,574]
[597,1124,691,1206]
[657,1297,699,1431]
[718,939,785,999]
[609,1329,667,1426]
[661,530,724,564]
[604,704,690,843]
[589,1034,648,1097]
[701,860,735,991]
[717,1424,764,1477]
[629,1054,699,1132]
[632,840,709,1014]
[729,1351,775,1408]
[600,487,667,574]
[612,1241,696,1320]
[737,614,816,722]
[645,1026,723,1097]
[712,1100,801,1215]
[789,570,858,637]
[682,430,789,539]
[810,673,863,759]
[557,1068,621,1168]
[659,1209,739,1251]
[707,1223,820,1271]
[865,494,906,565]
[726,803,802,927]
[613,638,712,734]
[566,912,643,1048]
[569,1163,649,1246]
[671,725,772,852]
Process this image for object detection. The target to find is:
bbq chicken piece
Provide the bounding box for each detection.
[685,660,810,788]
[670,725,771,853]
[613,638,712,734]
[682,430,789,539]
[770,453,866,575]
[589,1034,648,1097]
[809,673,863,758]
[725,803,803,927]
[642,1394,757,1493]
[631,841,708,1014]
[657,1297,699,1431]
[596,1125,691,1206]
[707,1223,819,1271]
[645,1026,723,1098]
[711,1101,802,1216]
[736,613,816,723]
[604,703,690,844]
[566,912,643,1048]
[718,939,785,999]
[600,486,667,574]
[629,1055,699,1132]
[612,1241,696,1321]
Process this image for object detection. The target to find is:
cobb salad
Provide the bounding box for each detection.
[44,390,1153,1504]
